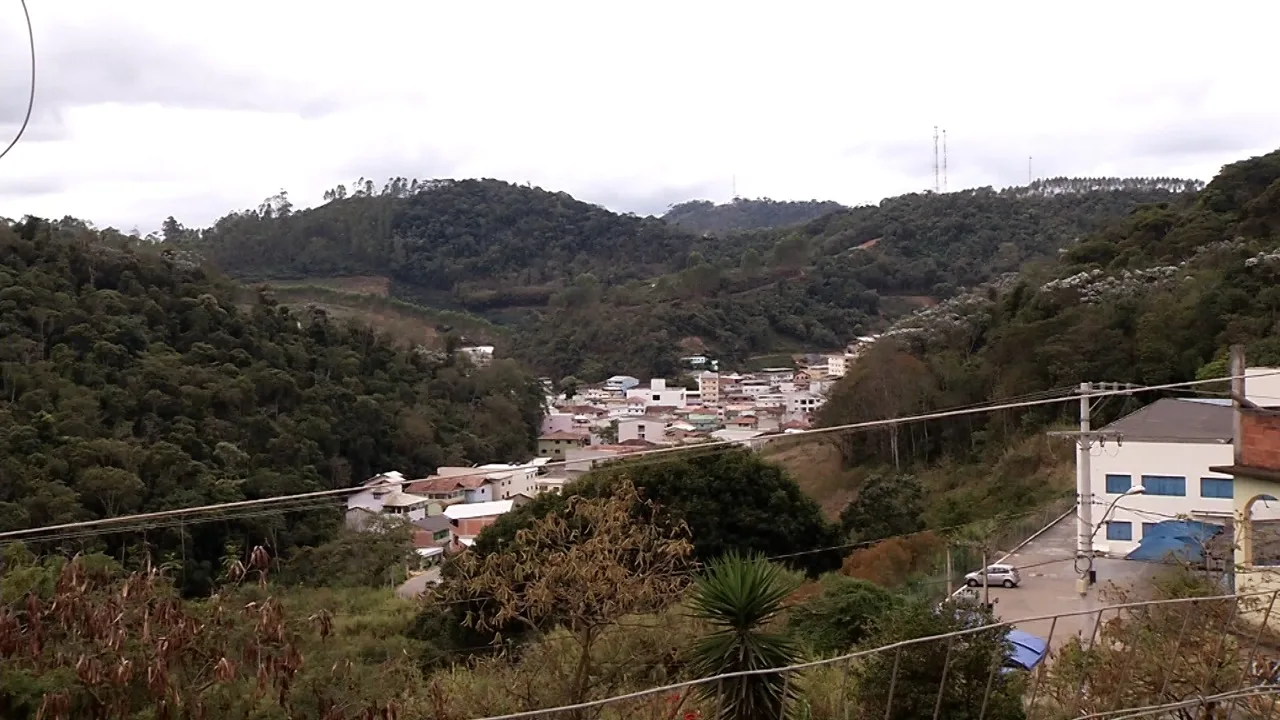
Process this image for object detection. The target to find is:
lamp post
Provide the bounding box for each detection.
[1077,485,1145,594]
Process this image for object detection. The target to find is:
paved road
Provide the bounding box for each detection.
[396,567,441,599]
[969,515,1158,650]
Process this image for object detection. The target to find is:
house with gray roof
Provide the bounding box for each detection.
[1087,396,1280,556]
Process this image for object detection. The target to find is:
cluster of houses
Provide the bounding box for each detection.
[344,339,883,572]
[345,460,551,566]
[538,339,882,457]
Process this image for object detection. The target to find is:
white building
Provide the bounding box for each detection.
[785,391,826,415]
[604,375,641,393]
[617,417,666,444]
[346,471,431,521]
[626,379,688,408]
[827,354,848,378]
[474,461,541,499]
[458,345,495,367]
[1091,395,1280,555]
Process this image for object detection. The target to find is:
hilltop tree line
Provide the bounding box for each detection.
[174,174,1199,380]
[0,217,546,595]
[662,197,848,234]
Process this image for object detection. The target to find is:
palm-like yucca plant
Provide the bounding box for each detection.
[688,553,804,720]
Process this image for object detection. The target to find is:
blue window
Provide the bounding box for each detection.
[1141,475,1187,497]
[1142,522,1157,537]
[1105,474,1132,494]
[1106,522,1133,541]
[1200,477,1234,499]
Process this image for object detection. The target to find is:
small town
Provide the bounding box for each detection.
[6,7,1280,716]
[349,337,880,569]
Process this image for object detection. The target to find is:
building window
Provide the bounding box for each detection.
[1105,474,1132,494]
[1142,522,1157,537]
[1106,521,1133,541]
[1141,475,1187,497]
[1200,477,1234,499]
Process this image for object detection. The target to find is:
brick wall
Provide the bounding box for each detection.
[1241,410,1280,470]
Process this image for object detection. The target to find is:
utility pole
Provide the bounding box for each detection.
[1048,382,1133,596]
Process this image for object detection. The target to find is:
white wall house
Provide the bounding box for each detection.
[618,417,666,444]
[475,462,539,499]
[346,471,431,521]
[785,391,825,415]
[1090,397,1278,556]
[827,354,848,378]
[626,379,688,408]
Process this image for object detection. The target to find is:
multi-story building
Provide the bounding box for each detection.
[698,372,721,405]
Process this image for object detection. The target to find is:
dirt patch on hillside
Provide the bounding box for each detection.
[855,237,882,250]
[899,295,938,308]
[764,437,863,520]
[270,275,392,297]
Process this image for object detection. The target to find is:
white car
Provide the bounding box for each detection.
[964,563,1021,588]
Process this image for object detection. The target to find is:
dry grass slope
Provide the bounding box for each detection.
[764,429,1076,525]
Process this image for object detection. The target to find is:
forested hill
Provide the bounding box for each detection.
[0,216,546,594]
[818,151,1280,497]
[662,198,847,234]
[180,175,1201,381]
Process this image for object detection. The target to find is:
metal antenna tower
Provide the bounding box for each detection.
[1028,156,1033,185]
[942,129,948,192]
[932,126,940,193]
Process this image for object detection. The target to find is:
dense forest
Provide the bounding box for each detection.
[662,197,847,234]
[817,151,1280,522]
[179,176,1200,380]
[0,217,546,594]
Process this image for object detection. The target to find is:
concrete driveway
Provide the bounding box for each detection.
[396,567,441,599]
[967,515,1158,650]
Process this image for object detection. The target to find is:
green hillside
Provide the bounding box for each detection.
[0,217,546,594]
[663,197,847,234]
[184,176,1200,380]
[815,150,1280,523]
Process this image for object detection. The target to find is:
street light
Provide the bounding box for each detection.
[1077,485,1145,593]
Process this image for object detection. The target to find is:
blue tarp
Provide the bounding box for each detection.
[1005,629,1049,671]
[1124,520,1223,564]
[943,607,1049,672]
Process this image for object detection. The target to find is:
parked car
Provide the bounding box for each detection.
[964,563,1021,588]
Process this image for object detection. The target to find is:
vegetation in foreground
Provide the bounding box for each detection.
[1,475,1254,720]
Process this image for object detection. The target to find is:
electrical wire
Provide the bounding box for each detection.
[0,0,34,162]
[460,587,1280,720]
[3,370,1275,544]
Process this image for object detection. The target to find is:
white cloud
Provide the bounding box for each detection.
[0,0,1278,231]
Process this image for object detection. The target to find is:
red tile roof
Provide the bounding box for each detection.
[540,431,590,441]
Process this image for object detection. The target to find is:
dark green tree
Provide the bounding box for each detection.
[839,473,926,543]
[471,449,844,575]
[853,599,1025,720]
[786,574,897,655]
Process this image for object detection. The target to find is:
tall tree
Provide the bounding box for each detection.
[433,480,694,710]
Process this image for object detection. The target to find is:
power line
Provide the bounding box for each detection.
[2,370,1274,544]
[462,587,1280,720]
[0,0,34,163]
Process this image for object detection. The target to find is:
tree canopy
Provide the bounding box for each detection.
[816,149,1280,481]
[0,217,545,595]
[471,449,845,576]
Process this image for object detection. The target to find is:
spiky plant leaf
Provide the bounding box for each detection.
[688,553,803,720]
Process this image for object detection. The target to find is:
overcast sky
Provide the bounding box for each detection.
[1,1,1278,232]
